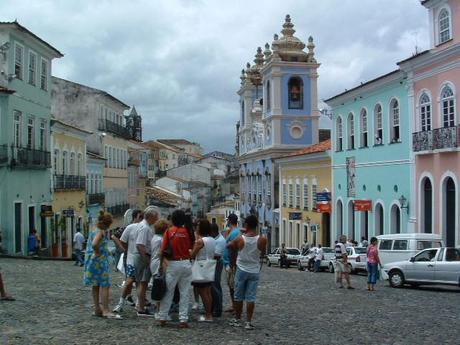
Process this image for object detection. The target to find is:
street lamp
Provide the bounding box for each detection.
[399,195,409,213]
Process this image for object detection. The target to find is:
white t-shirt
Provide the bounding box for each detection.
[214,233,226,257]
[73,232,85,250]
[120,223,140,265]
[315,247,323,261]
[136,219,153,253]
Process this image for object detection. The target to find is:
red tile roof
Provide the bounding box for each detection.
[284,139,331,158]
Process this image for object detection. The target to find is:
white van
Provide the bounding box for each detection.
[377,233,444,265]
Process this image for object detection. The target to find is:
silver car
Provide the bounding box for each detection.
[384,247,460,288]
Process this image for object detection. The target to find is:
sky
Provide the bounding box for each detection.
[2,0,429,153]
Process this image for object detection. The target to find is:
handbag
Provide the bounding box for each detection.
[116,253,125,275]
[151,272,167,301]
[379,267,388,281]
[191,259,216,283]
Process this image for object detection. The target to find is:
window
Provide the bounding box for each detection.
[62,151,68,175]
[266,81,271,111]
[336,117,343,151]
[27,117,34,149]
[295,178,300,209]
[77,154,83,176]
[13,111,22,147]
[393,240,408,250]
[54,149,60,174]
[282,179,287,207]
[288,77,303,109]
[390,204,401,234]
[40,58,48,90]
[414,249,438,262]
[347,113,354,149]
[439,8,451,44]
[70,152,76,175]
[419,93,431,131]
[288,179,293,208]
[39,121,46,150]
[417,240,442,250]
[14,43,23,80]
[303,178,309,211]
[104,146,109,167]
[374,104,383,144]
[379,240,393,250]
[390,99,400,142]
[441,85,455,128]
[445,248,460,262]
[28,51,37,85]
[311,180,317,210]
[360,109,368,147]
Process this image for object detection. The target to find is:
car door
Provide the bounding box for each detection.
[434,248,460,284]
[405,249,438,281]
[272,249,280,265]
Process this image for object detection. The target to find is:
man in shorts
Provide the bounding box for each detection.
[335,235,354,289]
[113,209,143,313]
[223,213,240,313]
[135,207,160,317]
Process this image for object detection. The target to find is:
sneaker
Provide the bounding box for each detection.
[154,312,161,320]
[113,303,123,313]
[137,310,155,317]
[126,295,136,307]
[244,322,255,330]
[191,302,199,311]
[229,318,242,327]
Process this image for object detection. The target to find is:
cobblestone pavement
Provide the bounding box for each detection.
[1,258,460,345]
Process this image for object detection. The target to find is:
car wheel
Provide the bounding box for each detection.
[329,263,334,273]
[389,270,405,288]
[297,262,304,271]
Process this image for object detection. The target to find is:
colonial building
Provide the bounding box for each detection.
[277,140,332,249]
[237,15,320,250]
[50,119,90,257]
[86,151,105,226]
[127,140,149,210]
[326,71,411,241]
[51,77,142,228]
[399,0,460,246]
[0,22,62,255]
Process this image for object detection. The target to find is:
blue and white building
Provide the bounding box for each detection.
[237,15,320,250]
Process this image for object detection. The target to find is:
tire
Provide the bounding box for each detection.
[389,270,405,288]
[297,262,305,271]
[329,263,335,273]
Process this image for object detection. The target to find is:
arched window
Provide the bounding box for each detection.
[77,153,83,176]
[420,93,431,131]
[241,100,245,126]
[439,8,451,44]
[348,200,355,239]
[347,113,355,149]
[54,149,60,174]
[62,151,68,175]
[422,178,433,234]
[288,77,303,109]
[360,108,368,148]
[70,152,76,175]
[443,177,456,246]
[390,204,401,234]
[336,117,343,151]
[375,203,384,235]
[336,199,343,236]
[266,81,271,112]
[390,99,400,142]
[441,85,455,128]
[374,104,383,145]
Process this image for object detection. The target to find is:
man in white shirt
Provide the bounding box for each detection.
[73,230,85,267]
[335,235,353,289]
[314,244,323,272]
[113,209,143,313]
[135,207,160,317]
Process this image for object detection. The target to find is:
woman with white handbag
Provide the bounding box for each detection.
[190,219,216,322]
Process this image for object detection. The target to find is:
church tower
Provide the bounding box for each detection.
[126,105,142,142]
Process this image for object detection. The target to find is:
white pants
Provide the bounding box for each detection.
[159,260,192,322]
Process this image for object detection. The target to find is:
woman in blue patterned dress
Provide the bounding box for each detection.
[83,210,121,319]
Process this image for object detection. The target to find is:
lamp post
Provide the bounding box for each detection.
[399,195,409,213]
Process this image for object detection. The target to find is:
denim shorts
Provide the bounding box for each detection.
[234,267,260,302]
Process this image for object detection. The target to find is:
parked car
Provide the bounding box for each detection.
[298,247,335,271]
[383,247,460,288]
[267,247,301,268]
[328,247,368,274]
[377,233,444,266]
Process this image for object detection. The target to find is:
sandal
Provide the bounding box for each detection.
[0,296,15,301]
[103,313,123,320]
[198,315,213,322]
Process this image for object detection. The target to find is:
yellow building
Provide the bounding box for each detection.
[277,140,332,249]
[51,119,91,257]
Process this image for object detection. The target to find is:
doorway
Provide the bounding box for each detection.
[14,202,22,253]
[445,177,456,246]
[322,213,331,246]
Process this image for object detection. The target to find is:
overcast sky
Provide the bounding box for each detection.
[3,0,429,153]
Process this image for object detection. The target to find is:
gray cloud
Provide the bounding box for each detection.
[2,0,428,152]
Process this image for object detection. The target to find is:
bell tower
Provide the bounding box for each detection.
[126,105,142,142]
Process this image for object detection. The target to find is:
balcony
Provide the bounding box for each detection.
[88,193,105,205]
[107,203,130,216]
[413,126,458,152]
[54,175,86,191]
[98,119,131,139]
[0,145,8,165]
[12,146,51,169]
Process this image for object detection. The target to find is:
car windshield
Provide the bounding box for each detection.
[354,248,367,254]
[323,248,334,253]
[287,249,300,255]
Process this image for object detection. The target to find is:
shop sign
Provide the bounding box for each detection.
[40,205,54,217]
[354,200,372,212]
[316,192,331,202]
[289,212,302,220]
[316,203,331,213]
[62,209,75,217]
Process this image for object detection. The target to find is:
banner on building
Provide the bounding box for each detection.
[316,203,331,213]
[316,192,331,202]
[354,200,372,212]
[289,212,302,220]
[346,157,356,197]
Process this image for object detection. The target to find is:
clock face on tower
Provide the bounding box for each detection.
[289,121,306,139]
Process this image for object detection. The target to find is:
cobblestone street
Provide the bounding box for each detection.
[1,258,460,345]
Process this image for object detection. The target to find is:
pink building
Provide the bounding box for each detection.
[400,0,460,246]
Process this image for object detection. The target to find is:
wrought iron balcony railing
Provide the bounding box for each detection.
[0,144,8,165]
[88,193,105,205]
[12,146,51,168]
[54,175,86,191]
[413,126,458,152]
[98,119,131,139]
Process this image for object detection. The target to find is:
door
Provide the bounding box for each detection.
[445,178,456,247]
[14,202,22,253]
[322,213,331,247]
[40,215,47,248]
[405,248,438,281]
[434,248,460,284]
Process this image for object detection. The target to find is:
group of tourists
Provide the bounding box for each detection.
[83,207,267,329]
